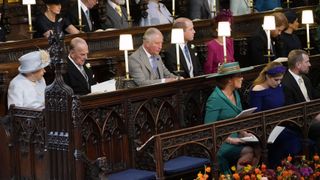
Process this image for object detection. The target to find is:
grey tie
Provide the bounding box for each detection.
[85,10,92,31]
[150,56,159,77]
[79,65,88,82]
[184,45,194,77]
[298,77,310,102]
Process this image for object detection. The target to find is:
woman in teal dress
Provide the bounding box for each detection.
[205,62,259,174]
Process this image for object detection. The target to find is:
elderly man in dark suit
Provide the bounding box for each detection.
[282,49,319,105]
[101,0,129,29]
[63,37,96,95]
[164,17,203,78]
[188,0,211,20]
[129,27,177,86]
[66,0,98,32]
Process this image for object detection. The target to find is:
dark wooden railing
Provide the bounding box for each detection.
[1,52,320,179]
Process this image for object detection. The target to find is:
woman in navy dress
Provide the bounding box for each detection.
[249,61,301,168]
[33,0,79,38]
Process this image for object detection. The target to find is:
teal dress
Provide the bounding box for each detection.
[205,87,244,174]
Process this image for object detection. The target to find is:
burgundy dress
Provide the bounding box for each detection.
[204,38,235,74]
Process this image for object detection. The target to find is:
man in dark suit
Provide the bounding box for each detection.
[129,27,177,86]
[249,12,287,65]
[101,0,128,29]
[164,17,203,78]
[66,0,98,32]
[63,37,96,95]
[187,0,211,20]
[282,49,319,105]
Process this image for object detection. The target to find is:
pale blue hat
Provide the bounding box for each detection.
[18,50,51,73]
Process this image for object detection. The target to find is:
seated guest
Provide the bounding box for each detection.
[139,0,173,26]
[66,0,98,32]
[101,0,128,29]
[63,37,96,95]
[255,0,281,12]
[249,61,301,167]
[33,0,80,38]
[163,17,203,78]
[282,49,320,105]
[230,0,251,16]
[187,0,211,20]
[129,27,177,86]
[250,61,286,111]
[7,50,51,109]
[249,12,287,65]
[205,62,259,174]
[204,9,234,74]
[275,10,301,57]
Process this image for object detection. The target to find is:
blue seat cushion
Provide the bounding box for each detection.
[108,168,156,180]
[164,156,210,174]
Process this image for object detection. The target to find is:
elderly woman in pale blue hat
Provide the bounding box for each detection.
[204,62,260,174]
[7,50,51,109]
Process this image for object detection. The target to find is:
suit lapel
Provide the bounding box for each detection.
[68,58,89,88]
[179,46,189,75]
[287,73,305,101]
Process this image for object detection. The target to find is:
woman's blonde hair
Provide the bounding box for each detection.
[252,61,286,86]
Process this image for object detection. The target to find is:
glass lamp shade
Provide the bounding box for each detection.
[302,10,314,24]
[119,34,133,50]
[22,0,36,5]
[218,21,231,37]
[263,16,276,30]
[171,28,184,44]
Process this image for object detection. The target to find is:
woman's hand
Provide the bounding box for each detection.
[226,137,244,145]
[240,131,254,137]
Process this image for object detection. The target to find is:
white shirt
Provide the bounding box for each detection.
[7,74,46,109]
[288,69,310,101]
[140,1,173,26]
[180,43,194,77]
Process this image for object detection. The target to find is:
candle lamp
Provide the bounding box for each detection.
[285,0,292,8]
[22,0,36,34]
[263,16,275,62]
[249,0,254,14]
[210,0,216,18]
[77,0,83,31]
[171,28,184,79]
[172,0,175,18]
[119,34,134,79]
[302,10,314,54]
[125,0,133,26]
[218,21,231,63]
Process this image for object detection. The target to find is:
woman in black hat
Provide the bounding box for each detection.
[33,0,80,38]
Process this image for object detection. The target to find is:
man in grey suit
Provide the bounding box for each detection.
[188,0,211,20]
[129,27,178,86]
[101,0,129,29]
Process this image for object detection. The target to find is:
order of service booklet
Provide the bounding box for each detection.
[240,126,285,143]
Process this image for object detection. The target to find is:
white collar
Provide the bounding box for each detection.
[108,0,118,9]
[68,55,82,71]
[81,1,89,13]
[288,69,302,82]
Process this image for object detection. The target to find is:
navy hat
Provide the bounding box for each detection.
[284,10,298,24]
